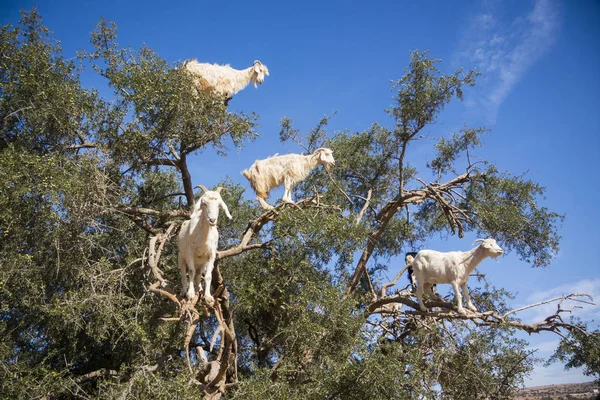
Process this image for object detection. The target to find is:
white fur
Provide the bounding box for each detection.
[178,187,232,305]
[242,148,335,209]
[408,238,503,315]
[184,59,269,98]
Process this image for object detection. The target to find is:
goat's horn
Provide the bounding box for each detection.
[472,238,485,246]
[195,185,208,193]
[215,186,225,193]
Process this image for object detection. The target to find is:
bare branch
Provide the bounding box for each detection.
[502,293,595,319]
[356,188,372,225]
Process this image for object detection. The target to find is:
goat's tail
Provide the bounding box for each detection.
[242,168,266,198]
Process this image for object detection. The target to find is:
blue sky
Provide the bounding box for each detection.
[2,0,599,387]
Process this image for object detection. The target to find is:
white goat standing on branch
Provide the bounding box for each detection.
[242,148,336,210]
[178,186,232,305]
[184,59,269,104]
[399,239,504,315]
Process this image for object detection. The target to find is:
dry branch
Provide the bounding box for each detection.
[367,291,595,337]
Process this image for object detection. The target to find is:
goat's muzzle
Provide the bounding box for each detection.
[208,218,217,226]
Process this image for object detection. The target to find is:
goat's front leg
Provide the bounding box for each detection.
[179,254,190,298]
[185,259,197,301]
[462,283,477,312]
[451,281,466,315]
[202,254,216,306]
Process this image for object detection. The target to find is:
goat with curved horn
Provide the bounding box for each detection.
[178,187,233,305]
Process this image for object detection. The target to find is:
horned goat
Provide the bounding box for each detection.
[178,186,232,305]
[242,148,335,210]
[398,239,503,315]
[184,59,269,104]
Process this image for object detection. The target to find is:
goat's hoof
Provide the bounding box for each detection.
[204,295,215,307]
[467,305,478,312]
[419,307,429,313]
[457,308,467,315]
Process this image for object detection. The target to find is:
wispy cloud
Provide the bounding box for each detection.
[455,0,561,123]
[518,278,600,324]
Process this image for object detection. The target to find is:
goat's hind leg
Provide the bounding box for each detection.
[282,177,294,204]
[256,192,274,210]
[179,255,189,298]
[415,278,428,312]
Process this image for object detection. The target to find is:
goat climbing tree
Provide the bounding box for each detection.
[1,10,599,400]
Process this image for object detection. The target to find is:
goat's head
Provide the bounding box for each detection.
[251,60,269,88]
[472,238,504,259]
[313,148,336,169]
[195,185,233,226]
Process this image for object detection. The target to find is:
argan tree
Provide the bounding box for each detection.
[1,9,597,400]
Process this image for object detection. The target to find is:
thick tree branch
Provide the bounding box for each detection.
[179,152,195,207]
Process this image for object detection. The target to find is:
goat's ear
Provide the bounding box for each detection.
[220,200,233,220]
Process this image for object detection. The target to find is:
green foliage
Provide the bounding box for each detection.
[467,168,564,267]
[0,9,589,400]
[549,318,600,383]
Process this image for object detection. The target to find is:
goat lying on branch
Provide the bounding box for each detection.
[178,186,232,305]
[243,148,336,209]
[397,239,503,315]
[184,59,269,105]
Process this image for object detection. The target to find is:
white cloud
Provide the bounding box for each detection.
[455,0,560,123]
[518,278,600,324]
